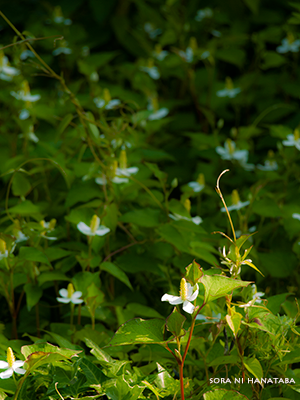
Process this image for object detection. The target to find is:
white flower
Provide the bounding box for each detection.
[19,125,39,143]
[178,47,193,63]
[95,176,129,185]
[216,139,248,163]
[20,50,35,60]
[187,173,205,193]
[116,166,139,177]
[148,108,169,121]
[217,87,241,98]
[144,23,162,39]
[217,77,241,98]
[200,51,210,60]
[282,130,300,151]
[292,213,300,221]
[276,37,300,54]
[239,284,264,310]
[94,97,121,110]
[211,30,221,37]
[153,49,168,61]
[11,81,40,102]
[77,215,110,237]
[169,213,202,225]
[140,66,160,80]
[195,8,213,21]
[57,283,83,304]
[257,160,278,171]
[40,219,57,240]
[221,190,249,212]
[0,239,15,260]
[0,54,20,80]
[0,348,26,379]
[15,231,29,243]
[161,278,199,314]
[19,109,30,120]
[251,284,264,304]
[52,47,72,56]
[187,182,204,193]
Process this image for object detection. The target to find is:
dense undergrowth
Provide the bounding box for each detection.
[0,0,300,399]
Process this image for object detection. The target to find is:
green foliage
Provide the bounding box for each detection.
[0,0,300,398]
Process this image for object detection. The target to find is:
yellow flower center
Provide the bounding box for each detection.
[189,37,197,50]
[103,88,111,103]
[226,138,235,154]
[287,32,295,45]
[196,173,205,186]
[151,97,159,111]
[0,239,7,254]
[225,77,233,90]
[67,283,75,298]
[180,278,188,301]
[232,190,240,205]
[7,347,15,368]
[90,215,100,234]
[22,81,30,96]
[49,219,56,230]
[267,150,274,159]
[294,129,299,141]
[184,198,191,213]
[0,51,4,68]
[147,58,154,68]
[119,150,127,169]
[155,44,162,54]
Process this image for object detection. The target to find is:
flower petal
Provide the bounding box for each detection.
[57,297,71,304]
[182,301,195,314]
[13,361,25,368]
[72,291,83,298]
[0,368,13,379]
[71,297,84,304]
[161,294,183,305]
[95,226,110,236]
[58,288,68,298]
[189,284,199,301]
[0,361,9,369]
[77,222,92,235]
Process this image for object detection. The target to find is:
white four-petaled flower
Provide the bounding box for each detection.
[282,130,300,151]
[0,347,26,379]
[161,278,199,314]
[57,283,83,304]
[77,214,110,236]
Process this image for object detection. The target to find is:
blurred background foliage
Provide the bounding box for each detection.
[0,0,299,366]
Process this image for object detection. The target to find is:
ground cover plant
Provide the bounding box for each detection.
[0,0,300,399]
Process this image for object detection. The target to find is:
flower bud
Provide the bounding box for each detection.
[7,347,15,368]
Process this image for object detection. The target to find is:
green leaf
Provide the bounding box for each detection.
[243,0,260,13]
[203,389,249,399]
[145,162,167,182]
[166,307,186,337]
[252,199,281,217]
[107,318,166,346]
[24,283,43,312]
[261,51,286,69]
[7,200,42,218]
[120,208,163,227]
[226,312,243,338]
[200,275,252,303]
[57,113,73,135]
[86,111,100,140]
[208,355,240,367]
[244,357,263,383]
[19,247,50,266]
[21,342,80,359]
[77,357,107,385]
[126,303,163,318]
[185,259,203,285]
[101,262,133,290]
[38,271,69,285]
[257,252,296,278]
[12,173,31,196]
